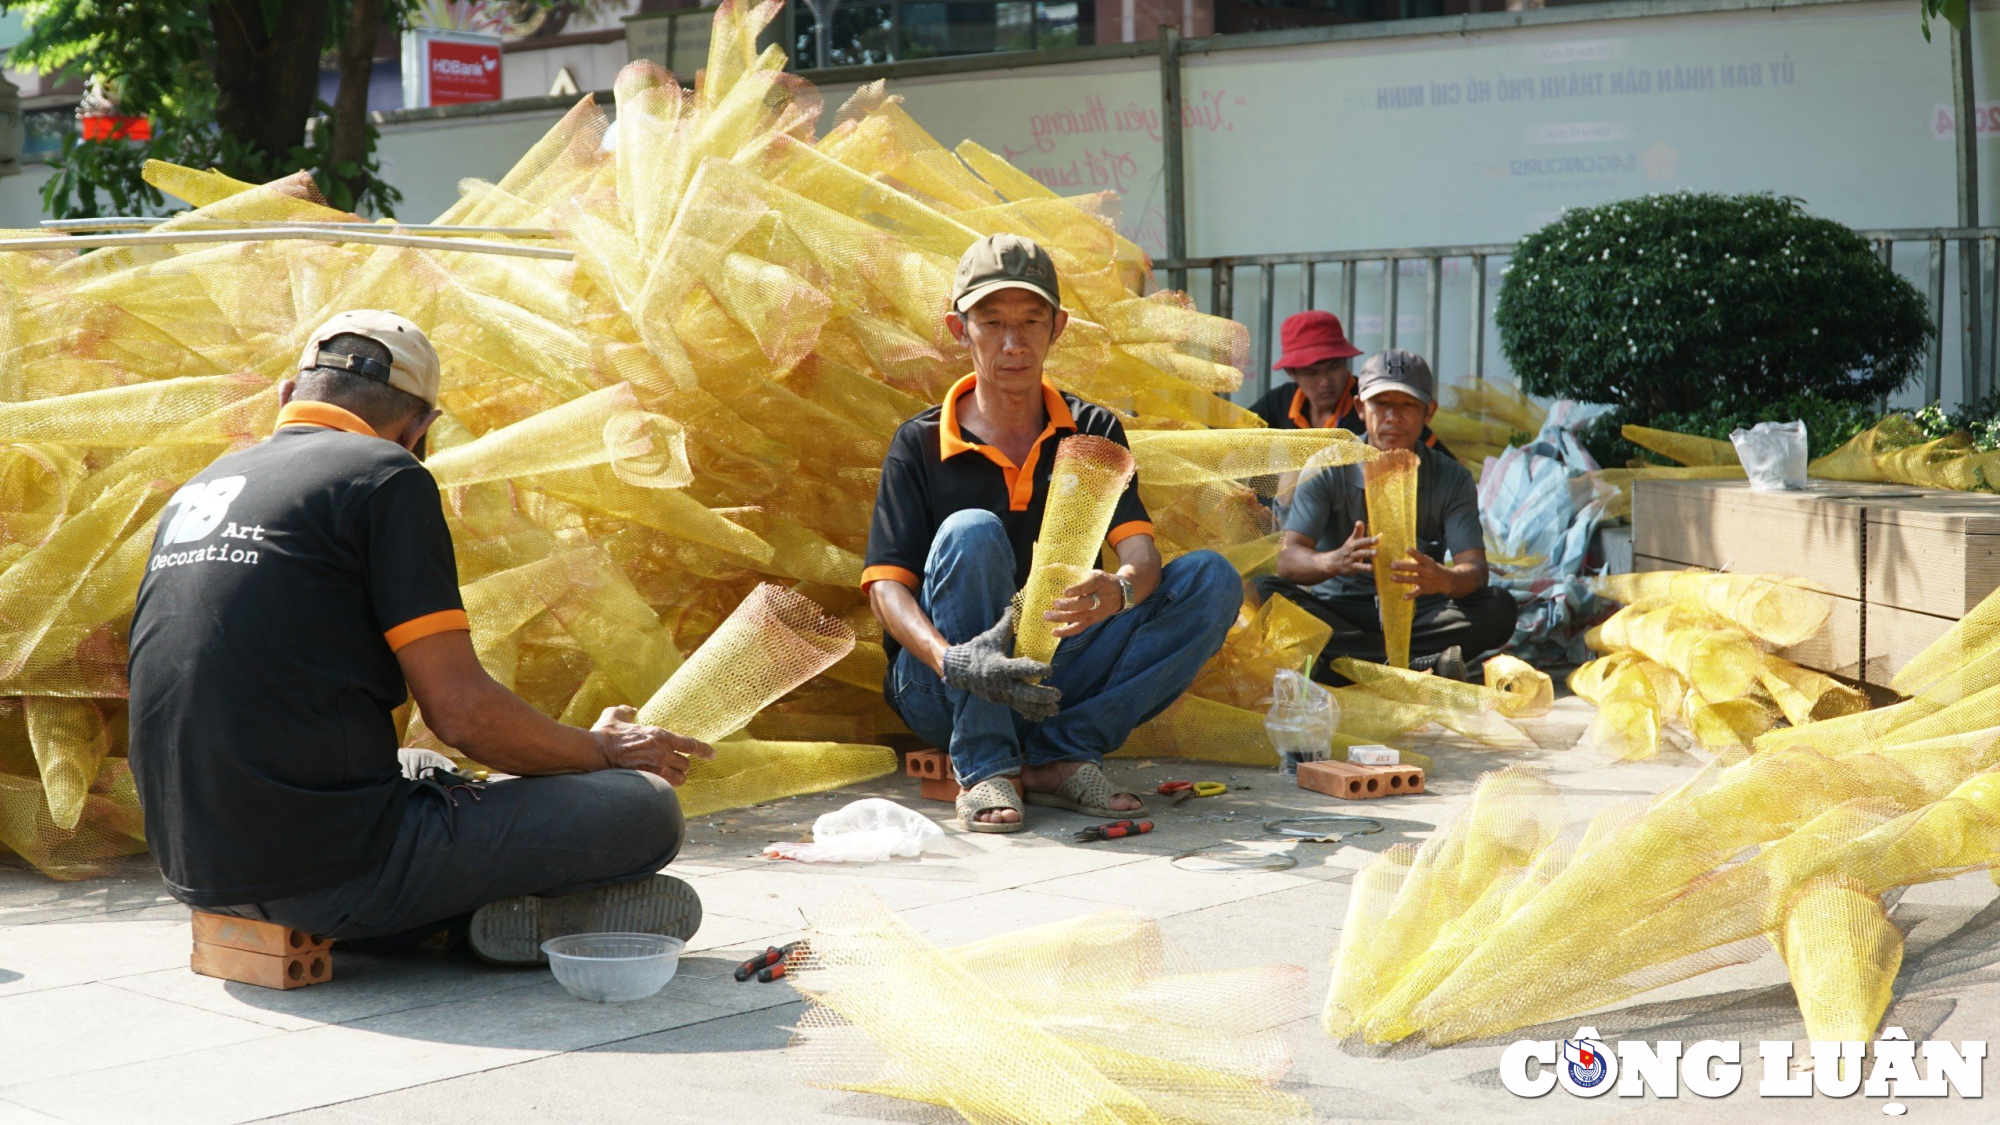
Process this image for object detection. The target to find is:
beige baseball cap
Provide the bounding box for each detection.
[951,233,1061,314]
[296,309,441,406]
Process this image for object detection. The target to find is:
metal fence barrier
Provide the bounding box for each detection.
[1155,225,2000,409]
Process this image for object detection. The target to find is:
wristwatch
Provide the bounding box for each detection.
[1113,573,1136,612]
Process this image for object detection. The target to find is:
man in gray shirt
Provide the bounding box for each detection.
[1255,349,1518,682]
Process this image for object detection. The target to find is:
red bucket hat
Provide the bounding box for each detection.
[1272,310,1362,370]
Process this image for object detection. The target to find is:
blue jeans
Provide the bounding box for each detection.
[889,509,1242,787]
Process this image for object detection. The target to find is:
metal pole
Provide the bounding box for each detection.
[1424,255,1442,368]
[1470,254,1488,383]
[1952,16,1982,400]
[1303,262,1316,312]
[1341,260,1356,331]
[1384,258,1399,350]
[1987,234,1999,394]
[1929,237,1948,403]
[1159,26,1187,284]
[1257,263,1276,397]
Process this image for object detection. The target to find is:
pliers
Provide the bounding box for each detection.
[1074,819,1152,843]
[735,941,801,983]
[1157,780,1227,806]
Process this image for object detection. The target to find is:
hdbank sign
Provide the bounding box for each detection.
[401,28,503,109]
[1503,1027,1985,1104]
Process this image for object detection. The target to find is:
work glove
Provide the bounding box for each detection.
[940,615,1063,722]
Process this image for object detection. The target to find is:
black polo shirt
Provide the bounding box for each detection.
[863,375,1151,659]
[1248,380,1452,458]
[128,401,469,906]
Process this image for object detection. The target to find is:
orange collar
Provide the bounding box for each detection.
[938,373,1077,512]
[939,373,1076,461]
[1288,385,1352,430]
[276,400,380,438]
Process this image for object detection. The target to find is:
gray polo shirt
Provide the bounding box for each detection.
[1284,441,1486,599]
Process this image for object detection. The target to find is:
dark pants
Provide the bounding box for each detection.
[200,769,684,941]
[1254,576,1518,682]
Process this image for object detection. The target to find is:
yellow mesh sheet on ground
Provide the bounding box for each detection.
[1329,657,1532,750]
[1362,449,1418,669]
[788,890,1313,1125]
[1013,435,1135,668]
[0,0,1440,876]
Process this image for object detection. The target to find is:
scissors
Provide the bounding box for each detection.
[1157,780,1227,805]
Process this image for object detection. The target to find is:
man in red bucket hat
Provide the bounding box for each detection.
[1249,310,1451,456]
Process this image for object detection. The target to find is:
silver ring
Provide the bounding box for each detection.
[1089,592,1102,610]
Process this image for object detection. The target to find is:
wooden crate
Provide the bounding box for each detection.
[1865,496,2000,618]
[1862,602,1958,686]
[1631,479,1987,685]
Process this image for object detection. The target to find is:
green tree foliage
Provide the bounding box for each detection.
[1495,192,1933,419]
[1922,0,1967,41]
[3,1,421,218]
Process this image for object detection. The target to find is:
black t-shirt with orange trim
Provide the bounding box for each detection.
[1247,380,1453,458]
[863,375,1151,668]
[129,401,468,906]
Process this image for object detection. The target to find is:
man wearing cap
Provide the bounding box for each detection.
[864,235,1241,832]
[1249,310,1451,457]
[1256,348,1515,680]
[128,310,712,963]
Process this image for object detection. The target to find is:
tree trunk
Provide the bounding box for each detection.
[209,0,334,174]
[330,0,387,206]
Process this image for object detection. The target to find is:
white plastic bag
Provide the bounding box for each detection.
[764,798,948,863]
[1265,669,1340,775]
[1730,420,1808,491]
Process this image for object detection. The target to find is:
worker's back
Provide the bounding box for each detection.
[128,403,465,908]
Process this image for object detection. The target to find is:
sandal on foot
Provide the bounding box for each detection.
[1026,762,1146,819]
[957,776,1026,834]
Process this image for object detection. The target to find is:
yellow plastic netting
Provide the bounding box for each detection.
[1321,585,2000,1048]
[1013,435,1136,668]
[1481,654,1553,719]
[1582,569,1852,762]
[1362,449,1418,669]
[1616,414,2000,494]
[789,890,1313,1125]
[0,0,1384,878]
[1330,656,1533,750]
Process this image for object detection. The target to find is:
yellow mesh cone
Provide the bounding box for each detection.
[1595,568,1833,649]
[1776,876,1902,1044]
[1014,435,1136,668]
[1362,449,1419,668]
[1621,424,1739,467]
[1329,657,1533,749]
[1482,654,1553,718]
[636,583,854,743]
[1599,602,1762,703]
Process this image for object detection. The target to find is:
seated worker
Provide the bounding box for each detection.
[1255,348,1515,682]
[128,310,714,963]
[864,234,1241,833]
[1248,310,1452,458]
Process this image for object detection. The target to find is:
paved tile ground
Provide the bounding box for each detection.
[2,698,1995,1124]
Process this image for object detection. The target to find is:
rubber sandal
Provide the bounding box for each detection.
[957,775,1026,834]
[467,872,703,965]
[1026,762,1147,819]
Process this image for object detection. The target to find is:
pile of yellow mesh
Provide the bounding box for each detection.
[0,0,1373,878]
[1325,585,2000,1049]
[1618,415,2000,494]
[1575,568,1863,760]
[1429,379,1545,473]
[789,890,1313,1125]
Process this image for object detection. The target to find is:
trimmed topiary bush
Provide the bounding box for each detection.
[1496,192,1933,418]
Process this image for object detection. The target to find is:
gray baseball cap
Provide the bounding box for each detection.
[1357,348,1435,407]
[951,233,1061,313]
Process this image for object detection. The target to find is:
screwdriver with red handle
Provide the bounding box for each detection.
[1074,820,1153,843]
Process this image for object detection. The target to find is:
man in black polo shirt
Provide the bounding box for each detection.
[864,235,1241,832]
[1248,310,1452,459]
[129,310,712,962]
